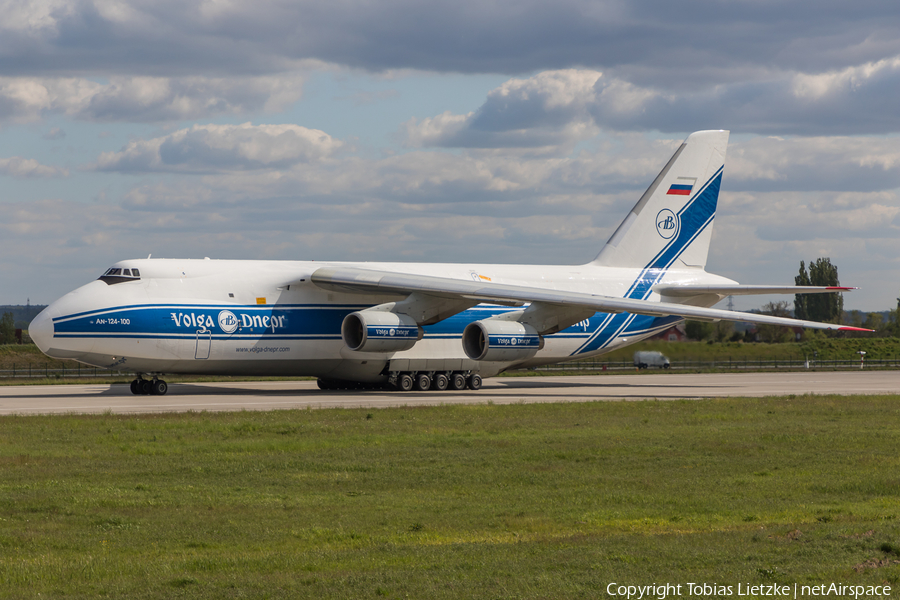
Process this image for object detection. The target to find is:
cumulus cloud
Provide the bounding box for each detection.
[1,2,897,137]
[406,70,602,149]
[92,122,342,173]
[726,136,900,192]
[589,57,900,135]
[93,125,900,206]
[0,156,68,178]
[0,74,305,123]
[1,0,899,82]
[407,60,900,147]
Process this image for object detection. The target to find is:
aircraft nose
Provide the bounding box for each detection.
[29,306,55,356]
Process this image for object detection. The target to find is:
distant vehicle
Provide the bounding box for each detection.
[634,351,670,369]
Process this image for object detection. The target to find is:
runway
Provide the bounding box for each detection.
[0,370,897,415]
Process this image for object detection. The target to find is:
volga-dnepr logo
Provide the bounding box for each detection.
[218,310,239,334]
[656,209,679,240]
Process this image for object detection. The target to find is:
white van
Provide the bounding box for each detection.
[634,351,670,369]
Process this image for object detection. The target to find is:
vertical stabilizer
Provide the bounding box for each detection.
[591,130,729,270]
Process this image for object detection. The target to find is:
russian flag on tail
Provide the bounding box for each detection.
[666,177,697,196]
[667,184,692,195]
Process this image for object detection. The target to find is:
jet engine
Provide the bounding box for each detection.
[342,310,422,353]
[462,319,543,362]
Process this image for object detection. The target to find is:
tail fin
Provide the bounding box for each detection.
[591,130,729,270]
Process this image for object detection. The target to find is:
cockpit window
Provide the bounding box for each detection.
[99,266,142,285]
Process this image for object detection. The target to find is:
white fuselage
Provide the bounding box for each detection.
[30,258,734,381]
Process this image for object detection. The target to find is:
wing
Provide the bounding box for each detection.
[310,266,870,333]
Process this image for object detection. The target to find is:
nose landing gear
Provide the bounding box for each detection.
[130,375,168,396]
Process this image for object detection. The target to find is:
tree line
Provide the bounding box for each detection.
[0,312,15,344]
[686,257,900,342]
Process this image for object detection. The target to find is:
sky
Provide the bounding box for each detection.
[1,0,899,312]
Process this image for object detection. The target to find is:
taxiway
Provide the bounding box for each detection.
[0,371,896,415]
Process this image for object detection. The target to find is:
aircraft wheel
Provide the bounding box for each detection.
[450,373,467,391]
[316,378,330,390]
[130,379,140,395]
[663,364,670,369]
[398,373,414,392]
[139,379,153,395]
[432,373,449,391]
[415,373,432,391]
[467,374,482,390]
[151,379,168,396]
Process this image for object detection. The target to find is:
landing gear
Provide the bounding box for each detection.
[450,373,467,391]
[130,375,168,396]
[466,374,482,390]
[414,373,432,391]
[432,373,449,391]
[318,371,483,393]
[397,373,414,391]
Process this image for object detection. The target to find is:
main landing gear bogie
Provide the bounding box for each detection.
[394,370,480,392]
[317,371,483,392]
[130,376,168,396]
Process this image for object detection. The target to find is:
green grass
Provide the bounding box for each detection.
[1,396,900,598]
[599,336,900,363]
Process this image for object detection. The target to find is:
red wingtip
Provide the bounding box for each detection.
[826,286,857,290]
[838,326,874,332]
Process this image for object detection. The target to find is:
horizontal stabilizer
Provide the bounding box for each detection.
[654,285,857,297]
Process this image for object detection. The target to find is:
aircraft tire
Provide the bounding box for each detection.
[152,380,168,396]
[450,373,467,391]
[139,379,153,395]
[415,373,432,391]
[467,374,482,390]
[432,373,449,391]
[398,373,414,392]
[317,378,340,390]
[130,380,140,395]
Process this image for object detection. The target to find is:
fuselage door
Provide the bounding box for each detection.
[195,330,211,359]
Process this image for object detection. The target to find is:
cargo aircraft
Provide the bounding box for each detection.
[30,130,867,395]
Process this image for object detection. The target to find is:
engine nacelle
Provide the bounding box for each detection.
[342,311,422,353]
[462,319,543,362]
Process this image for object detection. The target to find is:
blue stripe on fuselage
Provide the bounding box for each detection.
[51,303,612,346]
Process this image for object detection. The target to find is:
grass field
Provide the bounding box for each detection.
[598,336,900,363]
[1,396,899,598]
